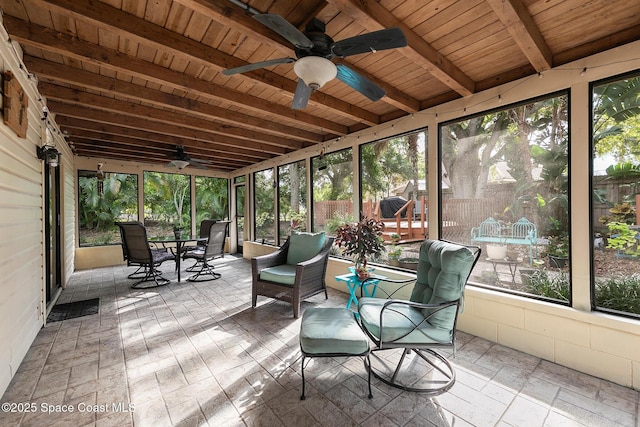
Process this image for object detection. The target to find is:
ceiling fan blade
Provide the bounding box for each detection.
[188,160,209,169]
[190,157,212,165]
[336,64,386,102]
[332,27,407,58]
[292,79,312,110]
[222,57,295,76]
[253,14,314,49]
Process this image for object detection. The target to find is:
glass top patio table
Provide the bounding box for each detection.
[149,235,207,282]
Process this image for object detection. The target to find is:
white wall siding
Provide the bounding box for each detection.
[0,27,71,395]
[0,99,45,394]
[62,151,76,286]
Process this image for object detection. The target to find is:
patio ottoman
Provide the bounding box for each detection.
[299,307,372,400]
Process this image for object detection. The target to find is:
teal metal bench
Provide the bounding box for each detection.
[471,217,538,264]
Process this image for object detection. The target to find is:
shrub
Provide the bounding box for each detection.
[521,270,570,301]
[606,222,640,258]
[480,270,500,286]
[325,212,354,235]
[387,246,403,260]
[595,274,640,314]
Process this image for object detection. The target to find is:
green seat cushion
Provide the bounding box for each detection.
[300,308,369,355]
[259,265,297,285]
[358,297,453,345]
[286,231,326,266]
[410,240,475,329]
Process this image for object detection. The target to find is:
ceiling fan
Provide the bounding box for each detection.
[168,146,211,170]
[222,15,407,109]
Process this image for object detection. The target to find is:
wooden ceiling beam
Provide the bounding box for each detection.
[25,57,322,143]
[56,117,273,160]
[39,83,308,151]
[49,103,292,156]
[3,16,348,136]
[71,138,246,169]
[68,130,263,164]
[29,0,380,125]
[171,0,294,57]
[73,142,239,171]
[326,0,476,96]
[485,0,553,71]
[553,24,640,66]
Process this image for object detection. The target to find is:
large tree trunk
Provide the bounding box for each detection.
[509,105,534,181]
[290,162,300,213]
[407,133,419,200]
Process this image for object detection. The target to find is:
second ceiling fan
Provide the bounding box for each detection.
[222,15,407,109]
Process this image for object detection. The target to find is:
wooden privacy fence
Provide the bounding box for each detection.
[316,197,545,242]
[593,176,640,231]
[313,200,352,227]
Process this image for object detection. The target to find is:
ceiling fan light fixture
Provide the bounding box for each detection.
[172,160,189,170]
[294,56,337,89]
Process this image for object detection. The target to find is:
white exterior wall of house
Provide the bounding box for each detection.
[0,25,73,396]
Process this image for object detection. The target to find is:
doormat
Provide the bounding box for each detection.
[47,298,99,323]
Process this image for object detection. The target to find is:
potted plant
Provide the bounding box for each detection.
[544,234,569,268]
[519,258,545,286]
[486,215,511,260]
[390,233,400,244]
[387,245,403,267]
[173,221,186,239]
[335,217,386,279]
[486,230,508,260]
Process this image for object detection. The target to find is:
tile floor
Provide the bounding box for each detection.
[1,256,638,426]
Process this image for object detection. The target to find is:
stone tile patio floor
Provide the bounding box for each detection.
[1,256,638,426]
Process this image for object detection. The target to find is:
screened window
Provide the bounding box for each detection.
[78,170,138,246]
[592,72,640,317]
[278,160,307,244]
[360,130,427,267]
[143,171,191,237]
[195,176,229,223]
[440,93,570,303]
[254,168,275,244]
[312,148,353,232]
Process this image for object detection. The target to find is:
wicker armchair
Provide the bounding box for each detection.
[252,232,334,318]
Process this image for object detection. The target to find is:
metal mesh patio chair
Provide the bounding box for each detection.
[183,219,217,272]
[116,221,175,288]
[183,221,229,282]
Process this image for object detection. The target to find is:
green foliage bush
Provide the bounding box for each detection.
[521,270,570,301]
[606,222,640,257]
[325,212,354,235]
[596,274,640,314]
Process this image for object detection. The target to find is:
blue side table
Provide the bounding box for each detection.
[335,273,386,310]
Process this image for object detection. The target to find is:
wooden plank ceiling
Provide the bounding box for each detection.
[3,0,640,173]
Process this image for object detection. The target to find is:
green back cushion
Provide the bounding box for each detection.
[286,231,326,265]
[409,240,475,329]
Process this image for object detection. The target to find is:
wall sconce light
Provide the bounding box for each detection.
[37,145,61,167]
